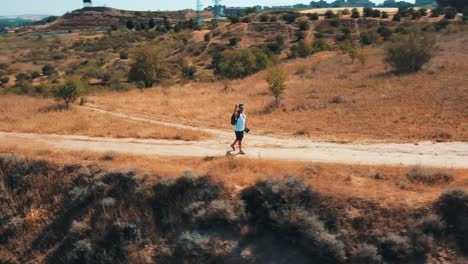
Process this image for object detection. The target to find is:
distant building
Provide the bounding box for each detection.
[310,0,375,7]
[224,7,248,16]
[415,0,436,6]
[381,0,414,7]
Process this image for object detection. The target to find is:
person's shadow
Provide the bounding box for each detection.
[226,150,241,157]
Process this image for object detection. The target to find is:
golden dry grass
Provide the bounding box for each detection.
[2,140,466,209]
[89,32,468,143]
[0,95,209,141]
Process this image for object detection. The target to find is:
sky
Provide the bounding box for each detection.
[1,0,382,16]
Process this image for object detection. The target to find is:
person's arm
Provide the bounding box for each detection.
[232,105,238,115]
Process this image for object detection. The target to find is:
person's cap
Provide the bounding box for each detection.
[239,104,245,108]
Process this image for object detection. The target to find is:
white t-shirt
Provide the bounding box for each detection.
[234,113,246,132]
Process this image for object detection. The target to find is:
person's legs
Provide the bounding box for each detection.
[230,139,238,151]
[238,140,244,154]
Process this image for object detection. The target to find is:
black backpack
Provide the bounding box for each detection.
[230,114,238,125]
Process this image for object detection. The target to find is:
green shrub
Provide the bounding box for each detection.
[363,7,374,17]
[0,76,9,85]
[270,16,278,22]
[31,71,40,79]
[299,20,310,31]
[212,48,273,79]
[228,37,241,46]
[381,11,389,18]
[431,6,443,17]
[42,64,57,76]
[182,65,197,80]
[228,15,240,24]
[128,46,167,88]
[312,38,330,52]
[126,20,135,30]
[266,35,286,54]
[204,32,211,42]
[351,8,360,18]
[309,13,319,20]
[360,31,380,45]
[290,40,312,58]
[444,6,458,19]
[341,8,351,15]
[393,13,401,21]
[372,9,381,17]
[241,16,252,23]
[377,25,393,40]
[119,51,128,60]
[282,12,301,24]
[435,19,451,30]
[259,14,269,22]
[384,33,435,74]
[324,10,336,19]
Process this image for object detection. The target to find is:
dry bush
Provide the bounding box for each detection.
[406,167,454,185]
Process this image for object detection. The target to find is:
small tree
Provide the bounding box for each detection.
[266,66,287,107]
[381,11,389,18]
[53,80,83,109]
[393,13,401,21]
[128,47,166,88]
[351,8,360,18]
[385,33,435,74]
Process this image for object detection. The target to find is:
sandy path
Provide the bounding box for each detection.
[1,104,467,168]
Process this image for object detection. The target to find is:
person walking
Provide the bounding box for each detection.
[230,104,247,155]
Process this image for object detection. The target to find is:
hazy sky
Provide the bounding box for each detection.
[1,0,384,16]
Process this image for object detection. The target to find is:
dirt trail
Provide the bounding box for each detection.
[1,105,467,168]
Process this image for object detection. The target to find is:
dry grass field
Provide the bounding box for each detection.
[1,139,466,209]
[89,31,468,143]
[0,95,208,141]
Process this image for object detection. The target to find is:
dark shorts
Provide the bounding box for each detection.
[235,131,244,141]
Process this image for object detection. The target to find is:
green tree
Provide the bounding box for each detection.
[324,10,336,19]
[351,8,360,18]
[53,79,83,109]
[266,66,287,107]
[128,47,166,88]
[385,33,435,74]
